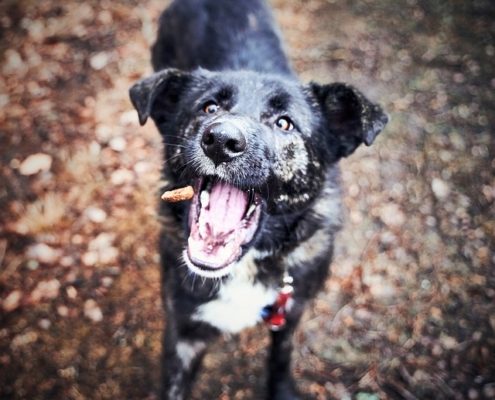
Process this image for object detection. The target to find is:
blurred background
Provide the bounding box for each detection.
[0,0,494,399]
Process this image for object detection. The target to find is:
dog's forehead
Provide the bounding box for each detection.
[224,71,300,97]
[202,71,303,103]
[200,71,314,125]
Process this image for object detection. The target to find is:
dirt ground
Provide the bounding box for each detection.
[1,0,494,399]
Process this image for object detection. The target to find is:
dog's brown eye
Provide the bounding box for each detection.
[275,116,293,131]
[203,101,219,114]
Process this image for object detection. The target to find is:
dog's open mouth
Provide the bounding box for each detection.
[185,178,262,277]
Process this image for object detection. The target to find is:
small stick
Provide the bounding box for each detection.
[161,186,194,202]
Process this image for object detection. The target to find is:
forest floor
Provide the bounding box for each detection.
[1,0,494,399]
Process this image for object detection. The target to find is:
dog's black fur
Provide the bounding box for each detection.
[129,1,388,399]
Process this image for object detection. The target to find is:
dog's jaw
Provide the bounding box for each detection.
[185,177,262,278]
[181,249,235,279]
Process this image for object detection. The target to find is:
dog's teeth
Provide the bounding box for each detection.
[246,203,256,217]
[200,190,210,208]
[248,188,255,204]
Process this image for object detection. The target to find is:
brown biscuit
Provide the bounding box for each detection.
[161,186,194,202]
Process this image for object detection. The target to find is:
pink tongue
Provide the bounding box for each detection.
[187,181,249,269]
[204,182,247,235]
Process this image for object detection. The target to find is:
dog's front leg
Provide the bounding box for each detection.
[267,307,304,400]
[160,316,212,400]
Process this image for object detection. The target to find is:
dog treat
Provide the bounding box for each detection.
[161,186,194,202]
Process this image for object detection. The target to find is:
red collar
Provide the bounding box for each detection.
[261,274,294,331]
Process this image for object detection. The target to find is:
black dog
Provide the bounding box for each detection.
[129,0,387,399]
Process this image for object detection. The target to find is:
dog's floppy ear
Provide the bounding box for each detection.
[310,83,388,157]
[129,68,191,125]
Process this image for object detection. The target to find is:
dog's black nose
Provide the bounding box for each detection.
[201,122,247,164]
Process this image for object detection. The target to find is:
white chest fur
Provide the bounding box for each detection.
[192,252,277,334]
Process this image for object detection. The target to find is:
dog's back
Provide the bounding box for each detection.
[151,0,293,76]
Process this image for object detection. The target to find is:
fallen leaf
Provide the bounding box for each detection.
[109,136,127,152]
[31,279,61,302]
[84,299,103,322]
[11,331,38,349]
[2,290,23,312]
[431,178,450,200]
[19,153,52,175]
[85,206,107,223]
[379,203,405,227]
[26,243,60,264]
[90,52,110,70]
[111,168,134,185]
